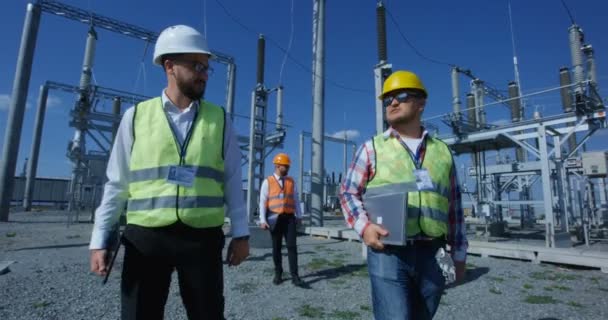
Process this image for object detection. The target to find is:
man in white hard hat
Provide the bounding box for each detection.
[89,25,249,320]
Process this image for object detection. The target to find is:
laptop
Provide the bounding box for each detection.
[362,190,409,246]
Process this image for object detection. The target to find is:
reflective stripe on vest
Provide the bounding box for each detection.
[367,134,452,238]
[266,176,296,214]
[127,97,226,228]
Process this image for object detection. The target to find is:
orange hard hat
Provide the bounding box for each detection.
[273,153,291,166]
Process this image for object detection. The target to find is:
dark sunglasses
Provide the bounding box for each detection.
[173,59,214,75]
[382,92,425,108]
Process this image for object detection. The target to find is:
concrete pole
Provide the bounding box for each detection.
[0,3,42,221]
[226,62,236,121]
[311,0,325,226]
[597,177,607,226]
[111,97,121,144]
[299,132,304,203]
[23,84,49,211]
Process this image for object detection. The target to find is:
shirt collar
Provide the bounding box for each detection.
[161,90,199,114]
[382,126,429,141]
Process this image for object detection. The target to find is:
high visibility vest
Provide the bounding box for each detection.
[367,134,453,238]
[266,176,296,214]
[126,97,225,228]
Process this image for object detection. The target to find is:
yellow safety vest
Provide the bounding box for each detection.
[367,134,453,238]
[126,97,225,228]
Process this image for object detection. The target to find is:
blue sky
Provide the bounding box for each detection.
[1,0,607,185]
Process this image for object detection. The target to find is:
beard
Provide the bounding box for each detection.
[176,76,206,101]
[387,111,418,126]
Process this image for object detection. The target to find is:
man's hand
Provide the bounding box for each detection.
[90,249,109,276]
[362,224,389,250]
[226,238,250,266]
[260,222,270,230]
[454,260,466,283]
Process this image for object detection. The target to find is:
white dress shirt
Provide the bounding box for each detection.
[89,91,249,249]
[258,173,302,224]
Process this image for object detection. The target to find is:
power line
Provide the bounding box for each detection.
[560,0,576,25]
[213,0,372,94]
[278,0,295,84]
[384,7,455,68]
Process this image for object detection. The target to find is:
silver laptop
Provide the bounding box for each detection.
[362,190,409,246]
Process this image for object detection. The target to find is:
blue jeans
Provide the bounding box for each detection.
[367,243,446,320]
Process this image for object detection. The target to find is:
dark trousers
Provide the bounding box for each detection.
[121,224,225,320]
[270,214,299,276]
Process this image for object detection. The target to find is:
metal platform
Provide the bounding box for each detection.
[301,225,608,273]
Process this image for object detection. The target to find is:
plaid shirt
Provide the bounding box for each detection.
[339,128,468,262]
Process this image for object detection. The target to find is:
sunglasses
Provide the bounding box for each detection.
[382,92,425,108]
[173,59,214,75]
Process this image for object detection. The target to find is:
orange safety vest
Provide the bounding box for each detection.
[266,175,296,214]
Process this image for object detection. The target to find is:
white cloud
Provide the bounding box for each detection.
[0,94,9,111]
[46,95,63,109]
[0,93,35,111]
[328,129,360,140]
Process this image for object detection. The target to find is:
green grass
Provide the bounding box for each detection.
[232,282,256,294]
[488,276,505,282]
[351,265,369,277]
[307,258,331,270]
[33,301,51,308]
[590,276,600,284]
[523,283,534,290]
[524,295,559,304]
[489,287,502,294]
[566,301,583,308]
[5,232,16,238]
[330,310,360,319]
[297,304,325,318]
[466,262,477,269]
[551,285,571,291]
[359,305,371,311]
[529,271,579,281]
[543,286,553,291]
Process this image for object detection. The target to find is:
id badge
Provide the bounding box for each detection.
[166,165,196,188]
[413,169,434,191]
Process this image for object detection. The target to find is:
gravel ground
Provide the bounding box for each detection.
[1,210,607,320]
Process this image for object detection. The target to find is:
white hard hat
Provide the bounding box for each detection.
[153,25,213,66]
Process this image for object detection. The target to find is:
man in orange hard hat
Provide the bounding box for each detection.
[258,153,304,286]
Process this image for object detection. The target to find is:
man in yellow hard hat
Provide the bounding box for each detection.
[259,153,304,286]
[340,70,468,319]
[89,25,249,319]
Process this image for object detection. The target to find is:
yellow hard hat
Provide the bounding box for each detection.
[379,70,427,99]
[273,153,291,166]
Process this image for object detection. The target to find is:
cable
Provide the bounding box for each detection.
[384,7,455,68]
[213,0,372,94]
[422,81,589,122]
[560,0,576,25]
[278,0,295,84]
